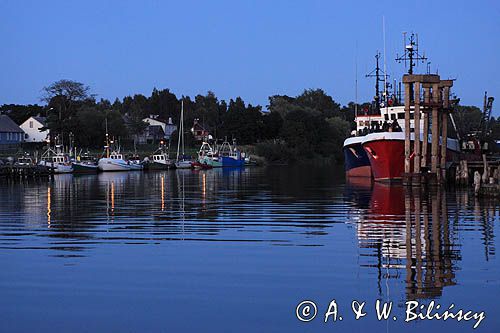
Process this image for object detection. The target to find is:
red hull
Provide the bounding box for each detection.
[363,140,405,181]
[363,138,460,181]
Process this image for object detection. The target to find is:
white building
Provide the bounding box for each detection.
[142,115,177,139]
[20,116,49,143]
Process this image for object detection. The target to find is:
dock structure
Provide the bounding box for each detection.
[402,74,448,185]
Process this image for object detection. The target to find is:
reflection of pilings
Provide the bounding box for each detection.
[405,189,413,294]
[413,186,423,296]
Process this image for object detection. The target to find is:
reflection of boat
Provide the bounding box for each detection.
[175,101,193,169]
[38,145,73,173]
[219,139,244,167]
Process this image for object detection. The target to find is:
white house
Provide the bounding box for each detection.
[142,115,177,139]
[20,116,49,143]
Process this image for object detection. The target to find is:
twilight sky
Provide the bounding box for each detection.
[1,0,498,112]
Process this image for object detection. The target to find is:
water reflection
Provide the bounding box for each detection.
[346,178,498,302]
[0,167,498,298]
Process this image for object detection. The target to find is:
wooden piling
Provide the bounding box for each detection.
[404,82,412,174]
[421,85,430,170]
[431,83,440,174]
[414,82,421,174]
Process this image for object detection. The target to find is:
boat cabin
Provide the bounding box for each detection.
[354,106,422,136]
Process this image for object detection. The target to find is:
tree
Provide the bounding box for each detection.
[41,79,94,143]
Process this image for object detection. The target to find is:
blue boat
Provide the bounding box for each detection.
[219,140,245,167]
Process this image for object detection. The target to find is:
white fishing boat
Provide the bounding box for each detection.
[97,120,143,172]
[98,151,143,171]
[38,144,73,173]
[175,100,193,169]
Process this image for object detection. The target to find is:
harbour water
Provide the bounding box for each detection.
[0,166,498,332]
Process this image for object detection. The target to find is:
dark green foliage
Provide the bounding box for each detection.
[0,104,45,124]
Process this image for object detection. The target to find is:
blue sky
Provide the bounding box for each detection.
[1,0,498,112]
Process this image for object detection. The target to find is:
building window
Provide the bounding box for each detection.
[29,121,33,128]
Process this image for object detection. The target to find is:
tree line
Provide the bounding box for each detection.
[1,79,499,163]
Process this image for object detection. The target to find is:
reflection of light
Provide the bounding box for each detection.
[47,187,51,228]
[111,181,115,213]
[161,175,165,211]
[202,173,206,201]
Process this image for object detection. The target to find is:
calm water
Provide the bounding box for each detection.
[0,166,498,332]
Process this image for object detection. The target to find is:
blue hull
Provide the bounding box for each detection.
[221,156,245,167]
[343,140,371,177]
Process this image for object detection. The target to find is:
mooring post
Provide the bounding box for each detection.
[414,81,421,175]
[431,83,440,174]
[404,81,412,174]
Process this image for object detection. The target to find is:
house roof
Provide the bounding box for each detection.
[32,116,47,125]
[147,125,165,136]
[0,115,23,133]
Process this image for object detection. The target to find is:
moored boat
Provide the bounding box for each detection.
[72,152,98,173]
[97,122,143,172]
[147,141,174,170]
[218,139,244,167]
[38,145,73,174]
[198,141,222,167]
[174,100,193,169]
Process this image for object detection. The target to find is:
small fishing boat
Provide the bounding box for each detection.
[147,141,174,170]
[14,154,34,167]
[98,150,143,172]
[198,141,222,167]
[175,100,193,169]
[219,139,245,167]
[72,152,98,173]
[192,161,213,170]
[97,122,143,172]
[38,145,73,173]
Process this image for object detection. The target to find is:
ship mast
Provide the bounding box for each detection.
[396,33,427,100]
[366,52,387,113]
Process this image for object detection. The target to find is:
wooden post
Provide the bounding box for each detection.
[431,84,440,174]
[440,85,450,180]
[404,82,412,174]
[414,82,421,174]
[421,85,430,169]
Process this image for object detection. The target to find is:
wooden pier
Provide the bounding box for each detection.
[0,165,51,179]
[401,74,500,196]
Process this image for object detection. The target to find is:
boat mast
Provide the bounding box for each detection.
[176,100,184,161]
[395,32,427,101]
[105,118,110,158]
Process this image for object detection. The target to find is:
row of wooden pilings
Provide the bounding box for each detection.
[402,74,453,186]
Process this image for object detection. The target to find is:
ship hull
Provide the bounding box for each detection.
[72,162,98,173]
[343,137,372,178]
[362,132,460,181]
[221,156,244,167]
[98,158,143,172]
